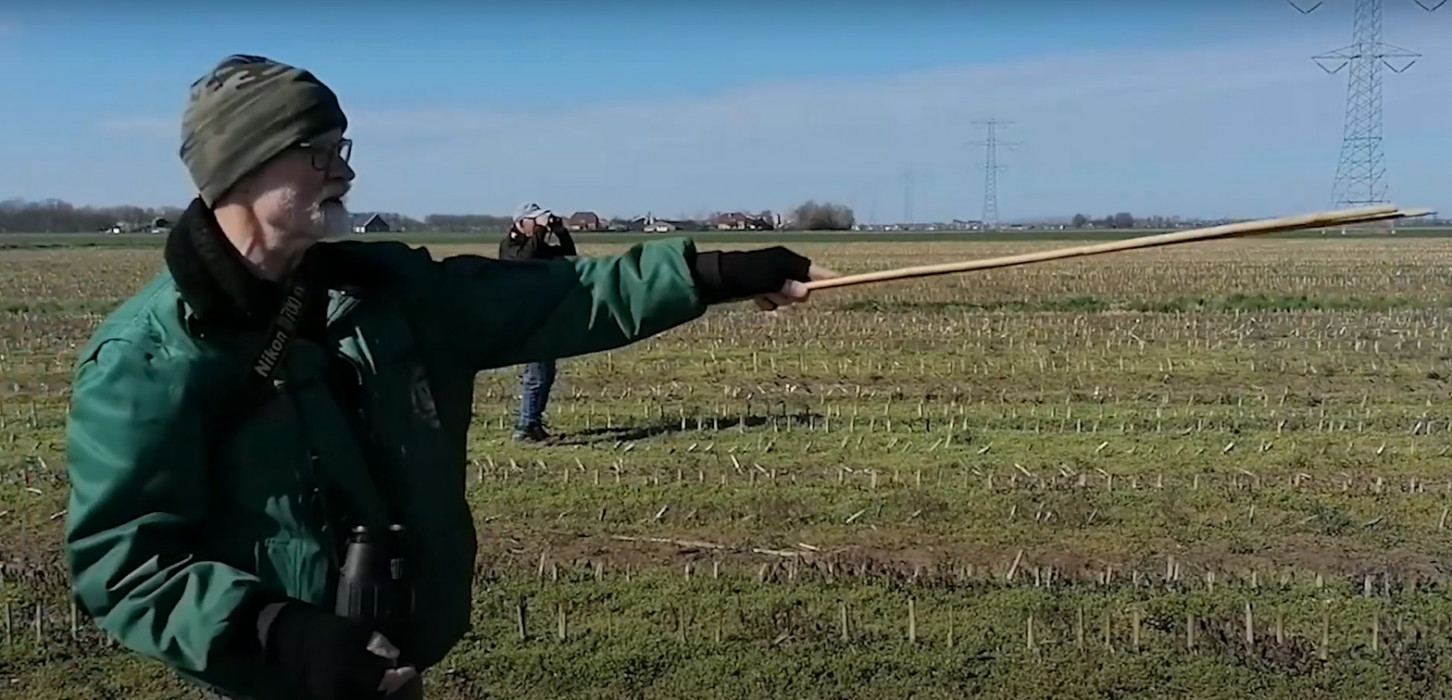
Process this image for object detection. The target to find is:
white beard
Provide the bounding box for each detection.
[275,185,351,241]
[313,198,352,239]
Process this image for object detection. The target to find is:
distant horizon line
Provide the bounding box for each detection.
[10,196,1441,228]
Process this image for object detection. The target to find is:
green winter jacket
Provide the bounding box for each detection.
[63,236,707,697]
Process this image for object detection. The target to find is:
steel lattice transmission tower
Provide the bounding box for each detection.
[1290,0,1443,212]
[969,119,1019,230]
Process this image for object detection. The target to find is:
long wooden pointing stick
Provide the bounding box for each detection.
[798,204,1433,293]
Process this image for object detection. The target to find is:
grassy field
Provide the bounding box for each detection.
[3,235,1452,698]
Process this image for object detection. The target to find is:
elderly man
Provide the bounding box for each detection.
[62,54,830,700]
[498,202,576,441]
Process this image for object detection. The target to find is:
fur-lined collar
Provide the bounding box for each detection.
[163,198,391,337]
[164,197,294,330]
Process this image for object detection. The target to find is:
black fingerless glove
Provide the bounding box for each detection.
[263,602,391,700]
[690,246,812,305]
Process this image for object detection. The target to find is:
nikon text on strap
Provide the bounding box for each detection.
[207,276,315,451]
[232,273,404,524]
[249,278,311,385]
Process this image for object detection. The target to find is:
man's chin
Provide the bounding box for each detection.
[317,201,352,239]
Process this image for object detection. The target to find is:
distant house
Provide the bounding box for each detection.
[714,211,776,231]
[632,213,677,233]
[715,212,749,230]
[351,213,390,234]
[622,213,703,233]
[567,211,603,231]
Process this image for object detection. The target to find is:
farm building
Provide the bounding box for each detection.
[715,211,776,231]
[351,213,390,234]
[567,211,604,231]
[621,213,705,232]
[101,217,171,234]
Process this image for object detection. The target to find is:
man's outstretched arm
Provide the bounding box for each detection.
[384,237,822,372]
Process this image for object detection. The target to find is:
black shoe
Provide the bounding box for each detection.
[512,424,550,442]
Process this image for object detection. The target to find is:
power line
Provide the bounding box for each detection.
[1290,0,1442,213]
[969,119,1020,230]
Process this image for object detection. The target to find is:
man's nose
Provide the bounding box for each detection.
[331,157,356,182]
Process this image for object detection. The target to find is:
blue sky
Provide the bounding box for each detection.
[0,1,1447,222]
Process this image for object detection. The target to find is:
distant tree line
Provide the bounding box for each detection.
[0,199,186,234]
[791,200,855,231]
[1071,212,1137,229]
[0,198,864,234]
[1061,212,1414,230]
[8,198,1440,235]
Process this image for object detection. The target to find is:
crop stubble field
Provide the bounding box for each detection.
[2,236,1452,698]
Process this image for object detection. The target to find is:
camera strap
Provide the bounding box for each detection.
[249,278,311,386]
[205,273,314,433]
[234,273,401,533]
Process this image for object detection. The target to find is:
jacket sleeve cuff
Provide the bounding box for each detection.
[688,250,731,305]
[228,589,293,658]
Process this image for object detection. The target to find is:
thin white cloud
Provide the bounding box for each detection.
[97,38,1324,143]
[348,44,1314,142]
[340,31,1446,218]
[83,23,1450,220]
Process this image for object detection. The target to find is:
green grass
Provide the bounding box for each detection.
[4,236,1452,697]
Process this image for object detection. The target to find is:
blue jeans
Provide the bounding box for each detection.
[516,360,557,429]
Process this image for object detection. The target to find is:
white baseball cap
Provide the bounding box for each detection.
[514,202,554,222]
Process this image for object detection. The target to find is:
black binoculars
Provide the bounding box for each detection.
[335,524,415,644]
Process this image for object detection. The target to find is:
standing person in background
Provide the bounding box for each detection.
[499,202,576,262]
[499,202,576,441]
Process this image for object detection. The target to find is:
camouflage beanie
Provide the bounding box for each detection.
[180,54,348,206]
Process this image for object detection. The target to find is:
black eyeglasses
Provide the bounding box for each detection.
[297,138,353,171]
